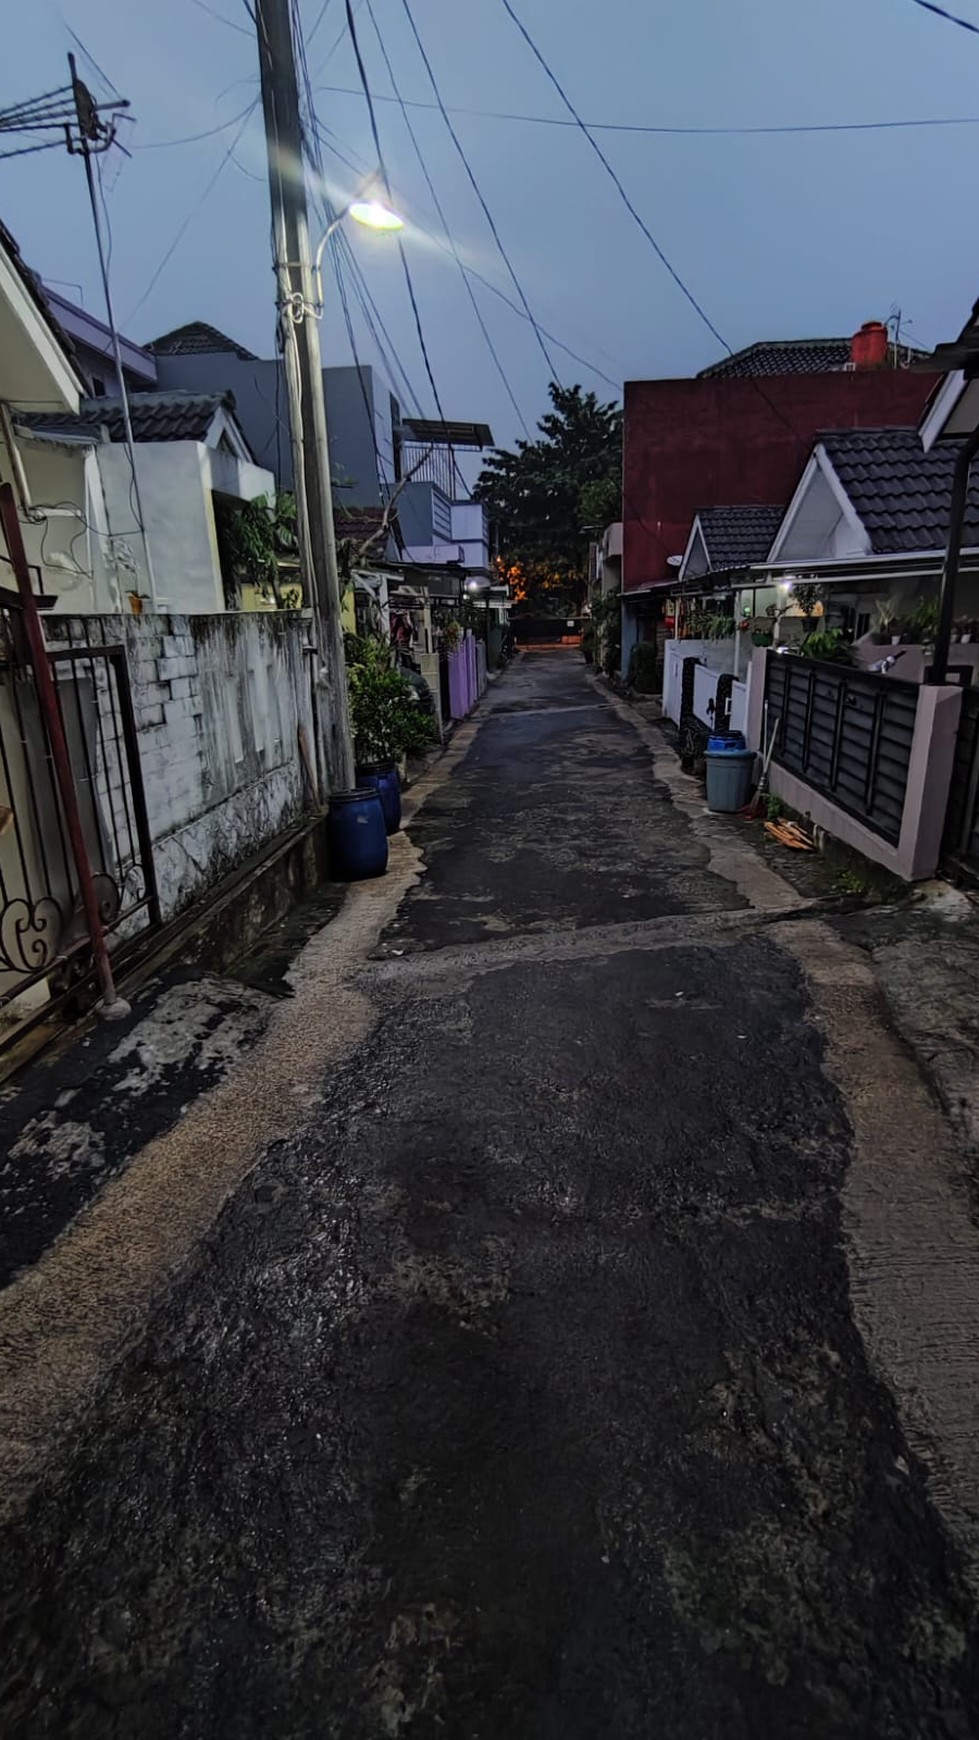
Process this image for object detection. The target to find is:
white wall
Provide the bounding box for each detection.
[662,638,738,725]
[98,441,224,613]
[0,436,118,612]
[48,611,315,920]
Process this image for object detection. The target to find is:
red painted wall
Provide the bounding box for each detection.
[622,371,940,591]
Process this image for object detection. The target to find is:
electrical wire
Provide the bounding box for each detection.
[313,121,623,389]
[399,0,558,382]
[495,0,806,444]
[314,82,979,137]
[361,0,530,437]
[123,103,258,328]
[910,0,979,34]
[135,103,257,149]
[343,0,466,491]
[189,0,252,34]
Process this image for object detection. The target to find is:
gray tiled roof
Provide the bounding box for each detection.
[18,391,234,445]
[699,338,927,379]
[820,427,979,553]
[146,321,258,360]
[696,504,784,571]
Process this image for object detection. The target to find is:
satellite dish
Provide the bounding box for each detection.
[667,554,683,569]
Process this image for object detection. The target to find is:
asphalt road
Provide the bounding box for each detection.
[1,651,978,1738]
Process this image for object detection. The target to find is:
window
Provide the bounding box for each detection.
[91,377,106,397]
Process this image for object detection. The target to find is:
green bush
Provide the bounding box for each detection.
[347,638,437,764]
[628,641,659,693]
[799,628,854,665]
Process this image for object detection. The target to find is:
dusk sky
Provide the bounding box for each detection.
[3,0,978,451]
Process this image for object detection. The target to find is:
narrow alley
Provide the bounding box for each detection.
[2,650,979,1738]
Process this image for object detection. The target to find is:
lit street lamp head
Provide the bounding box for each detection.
[348,199,404,232]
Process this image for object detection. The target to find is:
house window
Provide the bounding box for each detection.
[91,377,106,397]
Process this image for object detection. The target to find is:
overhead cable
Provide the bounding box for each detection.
[123,103,258,328]
[909,0,979,34]
[343,0,466,489]
[361,0,530,436]
[496,0,805,441]
[313,122,623,389]
[399,0,559,383]
[315,83,979,137]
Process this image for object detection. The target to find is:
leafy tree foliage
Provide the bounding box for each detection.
[474,383,622,614]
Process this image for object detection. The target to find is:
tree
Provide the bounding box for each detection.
[474,383,622,615]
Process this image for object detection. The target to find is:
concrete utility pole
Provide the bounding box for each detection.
[254,0,354,793]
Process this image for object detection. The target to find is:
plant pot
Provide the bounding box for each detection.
[963,634,973,645]
[891,635,902,645]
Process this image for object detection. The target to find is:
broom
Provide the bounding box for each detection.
[741,714,780,819]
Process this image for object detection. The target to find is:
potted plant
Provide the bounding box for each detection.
[870,598,899,645]
[799,627,854,665]
[907,597,939,645]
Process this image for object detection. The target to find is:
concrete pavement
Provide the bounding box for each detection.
[2,651,979,1737]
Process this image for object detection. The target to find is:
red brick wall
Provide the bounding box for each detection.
[622,371,940,591]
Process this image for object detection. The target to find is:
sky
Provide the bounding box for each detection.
[2,0,979,455]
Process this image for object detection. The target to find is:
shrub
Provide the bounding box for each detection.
[629,641,659,693]
[347,638,437,764]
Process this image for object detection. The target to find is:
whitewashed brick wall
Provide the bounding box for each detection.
[49,612,316,921]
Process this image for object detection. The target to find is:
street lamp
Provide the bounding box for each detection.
[312,190,405,304]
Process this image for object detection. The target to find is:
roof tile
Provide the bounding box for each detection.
[819,426,979,553]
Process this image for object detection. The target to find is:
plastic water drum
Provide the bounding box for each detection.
[704,748,755,813]
[706,730,745,754]
[356,762,402,836]
[328,789,389,880]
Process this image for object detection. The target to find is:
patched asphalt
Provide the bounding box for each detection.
[1,652,977,1738]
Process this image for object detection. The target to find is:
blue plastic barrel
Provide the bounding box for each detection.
[704,748,755,813]
[356,762,402,836]
[328,789,389,880]
[707,730,746,753]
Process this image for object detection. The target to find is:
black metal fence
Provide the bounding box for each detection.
[0,611,158,1030]
[764,653,918,843]
[943,687,979,874]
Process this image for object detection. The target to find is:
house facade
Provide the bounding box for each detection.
[620,333,940,675]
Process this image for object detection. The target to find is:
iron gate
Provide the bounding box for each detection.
[0,610,159,1031]
[764,653,918,844]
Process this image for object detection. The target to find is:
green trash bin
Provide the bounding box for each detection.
[704,747,755,813]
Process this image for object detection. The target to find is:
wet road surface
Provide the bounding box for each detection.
[1,652,978,1738]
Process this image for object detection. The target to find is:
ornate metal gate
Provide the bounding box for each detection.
[0,606,159,1037]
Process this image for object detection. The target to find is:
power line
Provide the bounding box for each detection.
[361,0,530,437]
[910,0,979,34]
[189,0,253,34]
[123,103,258,328]
[315,82,979,137]
[399,0,559,383]
[495,0,809,446]
[135,103,257,148]
[497,0,728,355]
[313,120,623,390]
[343,0,465,490]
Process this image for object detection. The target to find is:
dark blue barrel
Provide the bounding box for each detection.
[328,789,388,880]
[706,730,745,753]
[356,762,402,836]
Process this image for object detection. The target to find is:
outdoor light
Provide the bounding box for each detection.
[348,198,404,232]
[312,185,405,310]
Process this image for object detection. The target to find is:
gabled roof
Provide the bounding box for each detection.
[146,321,258,360]
[18,390,243,447]
[699,337,928,379]
[695,504,784,570]
[820,426,979,553]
